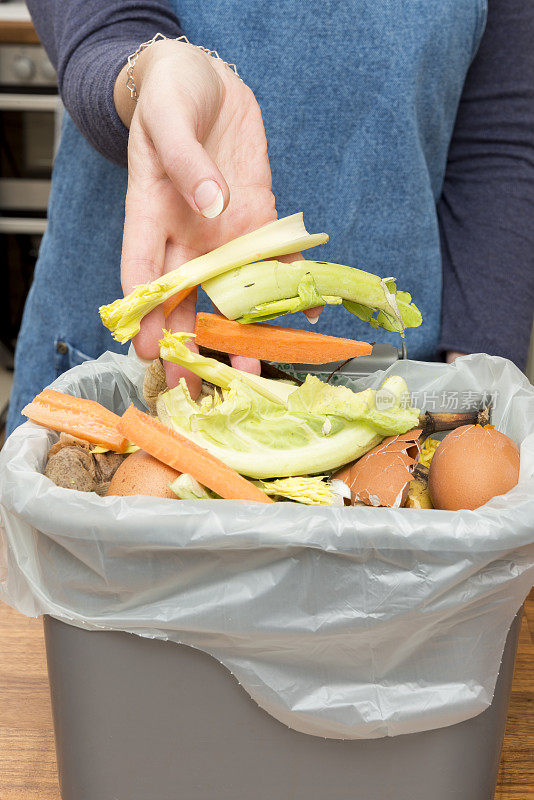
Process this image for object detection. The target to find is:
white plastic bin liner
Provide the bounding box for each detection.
[0,352,533,739]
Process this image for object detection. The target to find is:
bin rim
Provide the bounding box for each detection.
[2,349,534,557]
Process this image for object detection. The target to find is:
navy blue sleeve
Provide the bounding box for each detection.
[26,1,184,167]
[437,0,534,369]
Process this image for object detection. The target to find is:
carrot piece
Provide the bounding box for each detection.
[163,287,195,318]
[22,388,129,452]
[118,404,273,504]
[194,313,373,363]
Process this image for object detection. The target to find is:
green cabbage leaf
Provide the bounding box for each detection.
[156,333,419,479]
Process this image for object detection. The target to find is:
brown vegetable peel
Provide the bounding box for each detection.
[417,407,491,439]
[45,436,126,495]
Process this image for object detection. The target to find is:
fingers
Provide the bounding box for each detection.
[229,355,261,375]
[121,179,168,360]
[134,307,166,361]
[165,294,260,393]
[304,306,324,324]
[163,286,202,398]
[146,94,230,220]
[121,209,166,295]
[134,42,233,218]
[123,106,226,364]
[208,301,261,376]
[446,350,468,363]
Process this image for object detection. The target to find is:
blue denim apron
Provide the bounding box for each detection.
[7,0,486,434]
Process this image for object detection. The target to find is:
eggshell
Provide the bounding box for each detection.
[106,449,180,498]
[428,425,520,511]
[333,429,422,508]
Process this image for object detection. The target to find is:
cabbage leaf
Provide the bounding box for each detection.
[156,333,419,479]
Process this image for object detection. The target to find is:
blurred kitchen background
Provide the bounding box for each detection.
[0,1,533,445]
[1,1,59,441]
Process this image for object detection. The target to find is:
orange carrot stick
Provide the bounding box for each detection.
[163,287,195,318]
[22,388,129,452]
[194,312,373,363]
[118,404,273,504]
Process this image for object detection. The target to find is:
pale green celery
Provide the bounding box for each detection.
[343,283,421,333]
[239,297,343,324]
[202,261,422,334]
[237,273,343,324]
[170,472,334,506]
[170,474,217,500]
[156,354,419,478]
[159,330,297,406]
[99,213,328,343]
[253,476,334,505]
[91,442,139,454]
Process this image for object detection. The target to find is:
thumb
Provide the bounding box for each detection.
[147,96,229,219]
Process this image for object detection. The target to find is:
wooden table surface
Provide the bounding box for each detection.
[0,593,532,800]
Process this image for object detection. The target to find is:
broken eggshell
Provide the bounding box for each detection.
[333,429,422,508]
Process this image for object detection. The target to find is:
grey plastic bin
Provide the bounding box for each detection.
[44,611,522,800]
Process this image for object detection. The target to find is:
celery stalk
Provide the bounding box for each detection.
[253,476,335,505]
[202,261,422,334]
[170,474,216,500]
[169,473,337,505]
[99,214,328,343]
[159,331,297,405]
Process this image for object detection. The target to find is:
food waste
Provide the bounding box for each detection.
[19,214,519,510]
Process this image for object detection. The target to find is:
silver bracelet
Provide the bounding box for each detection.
[126,32,240,101]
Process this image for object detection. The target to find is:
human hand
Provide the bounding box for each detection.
[446,351,468,363]
[114,39,319,396]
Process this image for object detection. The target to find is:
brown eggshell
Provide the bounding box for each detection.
[106,449,180,498]
[428,425,520,511]
[331,462,352,486]
[333,429,422,508]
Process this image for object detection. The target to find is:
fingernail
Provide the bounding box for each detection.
[307,311,321,325]
[194,180,224,219]
[308,315,319,325]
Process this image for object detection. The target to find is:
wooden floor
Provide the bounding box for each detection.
[0,593,532,800]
